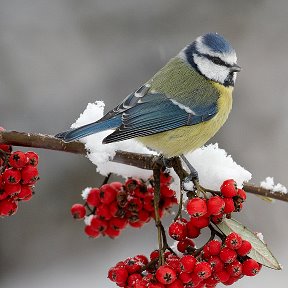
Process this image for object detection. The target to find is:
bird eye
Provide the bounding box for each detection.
[211,57,223,65]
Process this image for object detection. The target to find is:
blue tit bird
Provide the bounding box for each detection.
[56,32,240,179]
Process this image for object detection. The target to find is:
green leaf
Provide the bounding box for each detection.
[216,218,282,270]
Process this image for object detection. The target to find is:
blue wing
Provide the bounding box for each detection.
[103,86,218,143]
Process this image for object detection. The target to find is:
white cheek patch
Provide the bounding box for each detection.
[193,54,230,84]
[196,38,237,65]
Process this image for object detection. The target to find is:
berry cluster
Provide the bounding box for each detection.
[71,172,177,238]
[108,232,261,287]
[186,179,247,229]
[107,179,263,287]
[0,136,39,216]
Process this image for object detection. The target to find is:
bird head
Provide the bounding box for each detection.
[180,32,241,87]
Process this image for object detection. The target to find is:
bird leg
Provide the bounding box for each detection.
[180,154,199,181]
[180,155,206,197]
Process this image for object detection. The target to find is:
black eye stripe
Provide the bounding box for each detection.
[197,53,232,68]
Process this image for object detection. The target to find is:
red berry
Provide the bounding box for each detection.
[166,279,184,288]
[143,195,154,211]
[160,172,172,185]
[2,168,21,184]
[86,188,101,206]
[206,276,219,286]
[188,215,210,229]
[214,269,230,283]
[207,239,222,256]
[222,276,238,285]
[124,257,142,274]
[134,184,148,198]
[138,209,151,223]
[90,216,108,232]
[156,265,177,284]
[194,261,212,280]
[0,198,18,216]
[109,217,128,230]
[242,259,260,276]
[223,198,235,214]
[226,260,243,277]
[104,225,121,238]
[225,232,242,250]
[129,219,145,228]
[127,273,142,286]
[17,185,33,201]
[207,196,225,216]
[211,213,224,224]
[180,255,196,273]
[220,179,238,198]
[186,198,207,217]
[127,197,143,212]
[0,190,8,201]
[186,221,201,239]
[109,181,123,192]
[70,203,86,219]
[180,272,201,286]
[160,186,175,198]
[147,283,165,288]
[125,177,142,192]
[99,184,117,204]
[202,244,211,260]
[236,240,252,256]
[219,247,237,264]
[84,225,100,238]
[97,204,112,220]
[0,143,12,153]
[25,151,39,166]
[177,238,195,253]
[208,256,224,272]
[150,249,160,261]
[21,166,39,184]
[109,201,124,217]
[108,266,129,284]
[179,271,193,284]
[4,183,21,196]
[169,219,187,241]
[237,188,247,201]
[165,255,181,272]
[9,151,28,168]
[135,254,149,266]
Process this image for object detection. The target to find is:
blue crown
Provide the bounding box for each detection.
[202,33,234,54]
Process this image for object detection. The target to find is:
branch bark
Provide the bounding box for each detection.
[1,130,287,203]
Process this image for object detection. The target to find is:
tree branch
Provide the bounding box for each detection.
[1,130,287,203]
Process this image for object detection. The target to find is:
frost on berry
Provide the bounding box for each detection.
[225,232,243,250]
[194,261,212,280]
[220,179,238,198]
[168,218,187,241]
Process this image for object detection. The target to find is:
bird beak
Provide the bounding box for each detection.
[231,64,241,72]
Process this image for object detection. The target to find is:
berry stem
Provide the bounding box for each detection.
[102,173,112,186]
[153,162,164,266]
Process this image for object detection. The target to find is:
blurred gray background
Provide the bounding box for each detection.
[0,0,287,287]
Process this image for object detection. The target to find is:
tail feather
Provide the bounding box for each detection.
[55,116,121,142]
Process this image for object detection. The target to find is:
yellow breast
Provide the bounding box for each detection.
[137,83,233,157]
